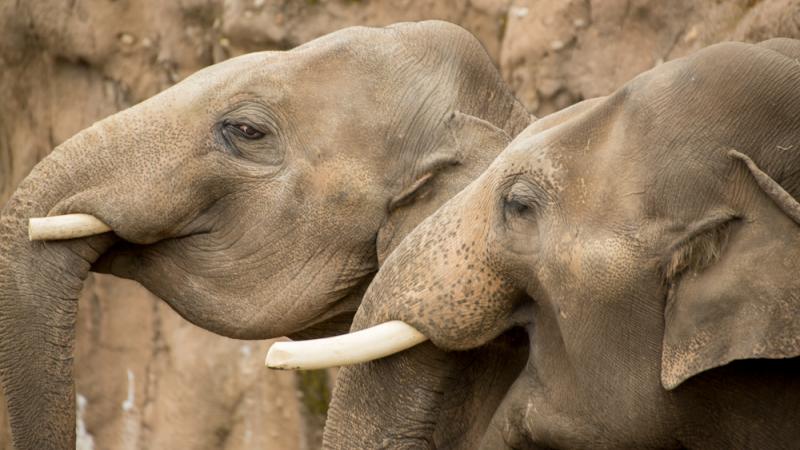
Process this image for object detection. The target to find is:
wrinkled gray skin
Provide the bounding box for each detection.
[327,39,800,449]
[0,21,530,449]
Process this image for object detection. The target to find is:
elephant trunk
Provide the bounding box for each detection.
[0,127,118,450]
[324,335,528,449]
[321,184,528,447]
[324,342,461,448]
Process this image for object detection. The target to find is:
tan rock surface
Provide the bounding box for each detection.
[1,0,799,449]
[500,0,800,115]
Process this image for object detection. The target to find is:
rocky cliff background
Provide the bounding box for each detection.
[1,0,798,449]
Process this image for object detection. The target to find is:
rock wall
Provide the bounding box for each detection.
[1,1,797,449]
[502,0,800,115]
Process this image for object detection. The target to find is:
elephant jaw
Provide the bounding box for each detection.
[28,213,111,241]
[265,320,428,370]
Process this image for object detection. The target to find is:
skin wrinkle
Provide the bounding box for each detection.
[331,239,376,291]
[284,245,344,319]
[387,84,448,189]
[329,39,800,449]
[385,28,475,192]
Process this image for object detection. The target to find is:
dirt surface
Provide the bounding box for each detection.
[1,0,798,449]
[502,0,800,115]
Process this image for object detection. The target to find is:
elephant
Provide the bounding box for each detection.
[0,20,531,449]
[322,38,800,449]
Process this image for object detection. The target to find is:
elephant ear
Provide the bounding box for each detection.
[376,111,514,263]
[661,150,800,390]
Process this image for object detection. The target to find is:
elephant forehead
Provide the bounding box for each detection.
[492,132,568,193]
[147,48,368,109]
[164,54,288,106]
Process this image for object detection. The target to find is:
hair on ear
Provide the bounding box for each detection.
[387,152,461,213]
[661,216,737,283]
[387,172,435,212]
[728,149,800,225]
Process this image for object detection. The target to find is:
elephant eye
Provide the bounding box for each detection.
[503,181,542,222]
[226,121,266,140]
[217,118,282,165]
[504,196,530,216]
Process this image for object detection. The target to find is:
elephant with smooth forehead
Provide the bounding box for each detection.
[0,21,530,449]
[324,38,800,449]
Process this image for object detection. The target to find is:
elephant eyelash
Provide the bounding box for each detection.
[503,181,544,220]
[215,120,280,163]
[661,216,737,283]
[504,196,533,216]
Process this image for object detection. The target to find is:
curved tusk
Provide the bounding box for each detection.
[29,214,112,241]
[265,320,428,370]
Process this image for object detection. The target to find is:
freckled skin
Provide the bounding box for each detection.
[327,39,800,449]
[0,21,531,450]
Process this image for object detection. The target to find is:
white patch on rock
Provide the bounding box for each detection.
[240,343,253,358]
[76,393,95,450]
[122,369,135,412]
[120,369,141,450]
[511,6,529,18]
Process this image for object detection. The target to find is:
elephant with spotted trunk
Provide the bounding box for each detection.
[0,21,530,449]
[322,38,800,448]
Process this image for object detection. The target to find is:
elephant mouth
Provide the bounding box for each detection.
[28,212,214,275]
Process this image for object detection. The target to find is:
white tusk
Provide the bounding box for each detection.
[28,214,112,241]
[265,320,428,370]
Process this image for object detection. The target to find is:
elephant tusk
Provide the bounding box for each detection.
[28,214,112,241]
[265,320,428,370]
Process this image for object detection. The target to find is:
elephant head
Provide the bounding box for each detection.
[323,39,800,448]
[0,21,529,449]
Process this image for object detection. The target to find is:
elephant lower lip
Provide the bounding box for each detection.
[89,227,211,276]
[90,240,139,276]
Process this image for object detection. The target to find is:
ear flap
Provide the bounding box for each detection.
[661,150,800,390]
[376,111,514,263]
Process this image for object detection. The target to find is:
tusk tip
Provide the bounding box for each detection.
[27,214,111,241]
[265,343,299,370]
